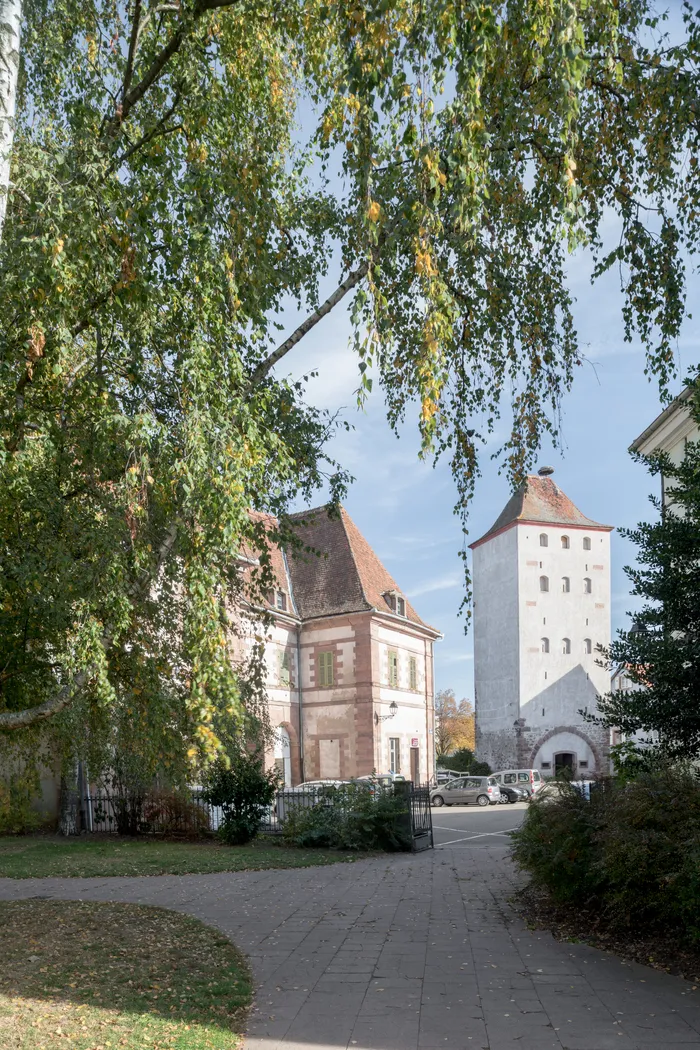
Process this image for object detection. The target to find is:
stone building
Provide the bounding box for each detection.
[248,506,441,786]
[469,470,612,775]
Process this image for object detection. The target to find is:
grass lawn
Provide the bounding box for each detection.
[0,836,360,879]
[0,899,251,1049]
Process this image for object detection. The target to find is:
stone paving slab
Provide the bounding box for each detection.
[1,848,699,1049]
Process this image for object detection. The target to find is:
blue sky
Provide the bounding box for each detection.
[276,2,698,699]
[280,231,699,702]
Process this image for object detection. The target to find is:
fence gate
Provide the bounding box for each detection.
[408,784,434,851]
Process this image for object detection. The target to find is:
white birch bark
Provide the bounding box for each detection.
[0,0,22,243]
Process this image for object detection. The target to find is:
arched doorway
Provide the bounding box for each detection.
[274,726,292,788]
[554,752,576,775]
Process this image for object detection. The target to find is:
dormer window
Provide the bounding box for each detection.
[384,590,406,617]
[275,590,287,612]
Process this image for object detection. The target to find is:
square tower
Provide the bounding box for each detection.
[469,471,612,775]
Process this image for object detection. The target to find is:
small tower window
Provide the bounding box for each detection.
[396,597,406,617]
[276,590,287,611]
[561,535,570,549]
[583,577,592,594]
[561,577,570,593]
[539,533,548,547]
[583,536,591,550]
[584,638,592,655]
[562,638,571,655]
[539,576,549,592]
[541,637,550,653]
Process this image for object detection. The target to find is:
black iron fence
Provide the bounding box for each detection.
[84,789,223,837]
[83,780,433,851]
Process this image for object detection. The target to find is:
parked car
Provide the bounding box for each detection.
[430,776,501,808]
[275,780,350,820]
[491,769,543,796]
[355,773,406,787]
[434,768,470,786]
[537,779,596,802]
[497,784,529,804]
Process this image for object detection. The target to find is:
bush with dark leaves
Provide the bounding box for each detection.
[202,751,278,845]
[281,782,412,852]
[511,768,700,942]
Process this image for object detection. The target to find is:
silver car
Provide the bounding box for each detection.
[430,775,501,808]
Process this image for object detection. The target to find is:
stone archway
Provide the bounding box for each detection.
[528,725,603,772]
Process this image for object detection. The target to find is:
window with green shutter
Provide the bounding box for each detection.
[409,656,417,690]
[279,649,291,686]
[318,650,334,687]
[388,650,398,687]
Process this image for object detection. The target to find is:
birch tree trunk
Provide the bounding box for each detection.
[0,0,22,243]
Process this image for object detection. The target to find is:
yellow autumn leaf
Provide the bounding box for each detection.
[367,200,381,223]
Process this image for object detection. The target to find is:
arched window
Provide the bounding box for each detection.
[561,535,570,549]
[539,533,548,547]
[561,577,570,593]
[584,638,592,655]
[541,637,550,653]
[583,536,591,550]
[583,577,592,594]
[562,638,571,655]
[539,575,549,592]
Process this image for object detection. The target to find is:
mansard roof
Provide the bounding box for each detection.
[287,505,439,635]
[469,475,612,549]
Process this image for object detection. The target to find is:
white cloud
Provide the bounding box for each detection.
[439,651,474,665]
[407,573,463,599]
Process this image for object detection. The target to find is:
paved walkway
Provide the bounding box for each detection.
[1,848,699,1050]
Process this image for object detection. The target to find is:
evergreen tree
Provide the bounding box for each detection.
[592,382,700,763]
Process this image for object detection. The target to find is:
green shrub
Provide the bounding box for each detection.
[511,781,601,904]
[440,749,491,776]
[446,747,475,771]
[202,751,278,846]
[281,783,412,852]
[512,768,700,942]
[0,775,42,835]
[594,768,700,938]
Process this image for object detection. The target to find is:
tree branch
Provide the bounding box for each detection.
[108,96,182,175]
[245,259,370,391]
[104,0,240,138]
[0,521,179,732]
[122,0,143,102]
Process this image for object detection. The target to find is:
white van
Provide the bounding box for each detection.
[492,769,543,796]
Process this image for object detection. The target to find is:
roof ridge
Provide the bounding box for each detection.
[338,506,378,611]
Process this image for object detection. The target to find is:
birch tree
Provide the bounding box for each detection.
[1,1,699,775]
[0,0,21,241]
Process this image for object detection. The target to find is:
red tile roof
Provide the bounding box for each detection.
[287,506,439,634]
[470,475,612,549]
[240,510,297,616]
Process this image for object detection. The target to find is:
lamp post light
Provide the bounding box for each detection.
[375,700,399,725]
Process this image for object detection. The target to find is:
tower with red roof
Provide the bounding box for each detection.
[468,470,613,775]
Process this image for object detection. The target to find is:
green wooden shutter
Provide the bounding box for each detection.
[389,650,398,687]
[409,657,417,690]
[279,650,290,686]
[318,651,333,687]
